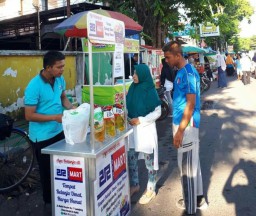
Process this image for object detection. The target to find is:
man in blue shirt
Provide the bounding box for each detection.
[162,41,207,215]
[24,51,74,204]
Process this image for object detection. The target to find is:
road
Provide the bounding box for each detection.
[1,76,256,216]
[130,76,256,216]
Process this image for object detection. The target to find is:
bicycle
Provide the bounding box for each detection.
[0,115,34,193]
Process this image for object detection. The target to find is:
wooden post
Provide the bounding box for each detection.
[66,0,71,50]
[20,0,23,15]
[32,2,41,50]
[67,0,71,17]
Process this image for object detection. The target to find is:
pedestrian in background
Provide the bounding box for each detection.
[24,51,75,204]
[252,52,256,78]
[126,64,161,205]
[188,54,195,66]
[162,41,207,216]
[240,53,251,85]
[225,53,235,76]
[160,58,176,116]
[216,51,228,88]
[125,53,138,79]
[235,53,242,80]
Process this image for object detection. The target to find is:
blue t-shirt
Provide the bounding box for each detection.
[173,64,200,128]
[235,59,242,70]
[24,74,66,142]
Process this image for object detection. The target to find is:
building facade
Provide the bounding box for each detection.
[0,1,107,50]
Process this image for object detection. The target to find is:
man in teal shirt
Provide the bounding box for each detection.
[24,51,74,204]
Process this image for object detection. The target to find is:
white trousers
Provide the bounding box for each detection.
[173,125,203,214]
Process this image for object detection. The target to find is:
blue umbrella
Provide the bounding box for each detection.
[182,45,206,54]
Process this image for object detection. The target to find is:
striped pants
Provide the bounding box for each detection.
[174,125,203,214]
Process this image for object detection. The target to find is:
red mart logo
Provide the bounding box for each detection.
[68,167,83,182]
[112,146,126,180]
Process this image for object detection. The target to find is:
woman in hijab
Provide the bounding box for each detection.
[216,52,228,88]
[126,64,161,205]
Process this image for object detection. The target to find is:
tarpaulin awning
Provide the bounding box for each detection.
[54,9,143,37]
[181,45,206,54]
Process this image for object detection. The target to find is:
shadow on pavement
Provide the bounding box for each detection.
[223,159,256,216]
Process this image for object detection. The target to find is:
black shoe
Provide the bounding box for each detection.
[197,196,208,209]
[182,210,196,216]
[176,197,208,210]
[184,212,196,216]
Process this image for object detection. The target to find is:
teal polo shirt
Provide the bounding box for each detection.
[24,71,66,142]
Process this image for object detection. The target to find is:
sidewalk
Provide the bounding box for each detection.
[130,76,256,216]
[1,76,256,216]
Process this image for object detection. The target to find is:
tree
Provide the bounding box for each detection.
[230,37,251,52]
[90,0,254,49]
[250,36,256,50]
[96,0,181,47]
[211,0,253,50]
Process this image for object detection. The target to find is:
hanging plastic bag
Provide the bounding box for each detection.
[62,103,90,145]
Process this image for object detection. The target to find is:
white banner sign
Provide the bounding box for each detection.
[113,43,124,78]
[94,140,130,216]
[53,155,86,216]
[87,12,125,44]
[199,22,220,37]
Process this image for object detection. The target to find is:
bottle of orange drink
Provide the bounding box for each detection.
[94,107,105,142]
[113,104,125,133]
[103,106,116,138]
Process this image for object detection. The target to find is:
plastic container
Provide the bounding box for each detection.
[103,106,116,138]
[113,104,125,133]
[94,107,105,142]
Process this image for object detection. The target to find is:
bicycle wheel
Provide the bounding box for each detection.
[0,128,34,192]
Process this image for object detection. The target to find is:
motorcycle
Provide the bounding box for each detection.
[200,71,211,94]
[156,86,169,121]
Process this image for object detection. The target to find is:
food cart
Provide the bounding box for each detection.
[140,45,164,87]
[181,45,206,73]
[42,10,142,216]
[81,37,140,105]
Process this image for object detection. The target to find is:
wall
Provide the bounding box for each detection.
[0,51,79,119]
[0,0,94,21]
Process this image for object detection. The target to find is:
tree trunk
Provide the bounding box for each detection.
[133,0,160,48]
[156,18,163,48]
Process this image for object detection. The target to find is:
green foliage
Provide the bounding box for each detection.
[214,0,253,39]
[251,36,256,49]
[229,35,240,52]
[230,36,256,52]
[87,0,254,49]
[239,38,251,51]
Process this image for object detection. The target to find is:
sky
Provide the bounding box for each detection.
[239,0,256,38]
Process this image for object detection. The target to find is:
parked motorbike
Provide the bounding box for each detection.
[200,72,211,94]
[156,86,169,121]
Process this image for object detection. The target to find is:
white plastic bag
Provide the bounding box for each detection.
[62,103,90,145]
